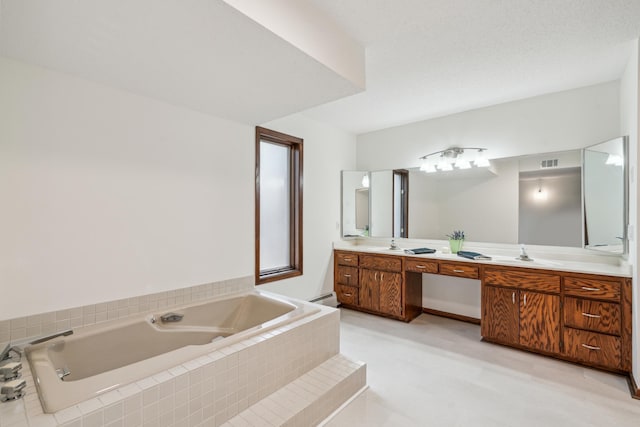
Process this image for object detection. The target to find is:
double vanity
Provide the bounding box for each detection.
[333,242,633,379]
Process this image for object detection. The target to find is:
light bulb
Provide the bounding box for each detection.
[454,158,471,169]
[438,157,453,171]
[475,149,490,167]
[606,154,623,166]
[534,187,547,201]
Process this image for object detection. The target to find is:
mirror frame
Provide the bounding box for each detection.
[342,137,629,256]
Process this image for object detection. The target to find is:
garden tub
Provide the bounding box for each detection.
[26,290,319,413]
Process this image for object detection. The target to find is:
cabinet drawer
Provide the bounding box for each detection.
[336,266,358,287]
[440,263,479,279]
[563,327,621,370]
[564,277,621,302]
[563,297,621,336]
[405,258,438,274]
[360,255,402,272]
[484,268,560,293]
[336,285,358,306]
[336,252,358,267]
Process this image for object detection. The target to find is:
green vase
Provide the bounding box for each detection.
[449,239,464,254]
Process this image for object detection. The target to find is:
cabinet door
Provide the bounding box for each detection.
[359,269,380,312]
[519,291,560,353]
[481,286,519,345]
[378,271,403,317]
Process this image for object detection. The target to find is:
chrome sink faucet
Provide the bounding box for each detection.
[518,244,533,261]
[389,239,399,250]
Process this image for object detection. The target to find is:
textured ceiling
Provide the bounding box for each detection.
[0,0,364,125]
[303,0,640,134]
[1,1,639,134]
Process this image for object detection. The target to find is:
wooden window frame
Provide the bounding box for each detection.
[255,126,303,285]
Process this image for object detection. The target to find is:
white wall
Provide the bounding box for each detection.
[620,39,639,389]
[356,82,620,171]
[0,57,255,320]
[0,57,356,321]
[258,114,356,301]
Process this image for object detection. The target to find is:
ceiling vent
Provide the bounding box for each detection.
[540,159,559,169]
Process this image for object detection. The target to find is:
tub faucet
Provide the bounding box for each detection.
[0,344,21,363]
[1,378,26,402]
[518,244,533,262]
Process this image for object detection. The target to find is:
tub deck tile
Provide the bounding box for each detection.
[135,377,157,391]
[53,406,82,425]
[77,398,103,416]
[167,365,188,377]
[98,391,123,407]
[26,414,57,427]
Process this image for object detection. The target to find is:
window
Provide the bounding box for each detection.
[255,126,303,284]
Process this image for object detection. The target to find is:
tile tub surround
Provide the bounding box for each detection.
[0,276,255,345]
[1,303,343,426]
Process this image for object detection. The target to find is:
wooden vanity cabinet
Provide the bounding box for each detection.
[359,255,403,317]
[359,268,403,316]
[482,268,560,354]
[334,249,632,377]
[561,274,631,372]
[334,250,422,321]
[335,252,359,306]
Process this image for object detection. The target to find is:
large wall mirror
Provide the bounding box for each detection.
[342,136,628,254]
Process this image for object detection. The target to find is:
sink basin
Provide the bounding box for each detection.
[491,256,562,268]
[363,246,403,252]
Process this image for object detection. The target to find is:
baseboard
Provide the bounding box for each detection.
[629,372,640,400]
[422,307,481,325]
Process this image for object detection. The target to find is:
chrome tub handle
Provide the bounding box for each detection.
[160,312,184,323]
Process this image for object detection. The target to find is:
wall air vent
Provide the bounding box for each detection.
[540,159,559,168]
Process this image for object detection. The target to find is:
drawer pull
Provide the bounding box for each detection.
[453,269,465,273]
[581,312,601,319]
[523,293,527,306]
[512,292,515,304]
[343,293,352,297]
[581,286,601,292]
[581,343,601,351]
[344,274,351,278]
[343,258,352,261]
[416,265,426,269]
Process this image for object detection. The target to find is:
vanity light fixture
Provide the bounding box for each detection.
[605,153,623,167]
[362,173,370,188]
[534,180,548,201]
[419,147,489,173]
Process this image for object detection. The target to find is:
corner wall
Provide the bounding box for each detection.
[0,57,355,320]
[356,82,620,171]
[620,39,640,390]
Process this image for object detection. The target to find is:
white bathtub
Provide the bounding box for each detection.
[26,291,319,413]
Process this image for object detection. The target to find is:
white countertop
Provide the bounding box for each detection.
[333,240,632,278]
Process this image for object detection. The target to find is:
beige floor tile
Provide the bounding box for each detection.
[328,309,640,427]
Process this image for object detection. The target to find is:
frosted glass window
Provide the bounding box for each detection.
[255,127,302,284]
[259,142,291,270]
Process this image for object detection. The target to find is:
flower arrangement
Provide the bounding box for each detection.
[446,230,465,254]
[446,230,465,240]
